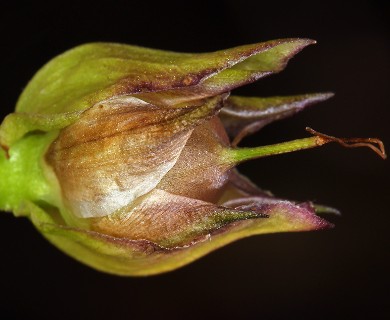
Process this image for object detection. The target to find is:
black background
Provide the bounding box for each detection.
[0,1,389,319]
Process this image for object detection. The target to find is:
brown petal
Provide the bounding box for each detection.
[90,189,264,248]
[157,116,232,203]
[46,96,224,219]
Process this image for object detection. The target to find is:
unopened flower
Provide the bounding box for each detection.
[0,39,385,275]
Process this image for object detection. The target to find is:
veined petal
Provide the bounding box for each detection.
[46,96,224,219]
[90,189,263,248]
[157,116,232,203]
[221,93,334,145]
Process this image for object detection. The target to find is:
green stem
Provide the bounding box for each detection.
[223,127,386,164]
[225,136,321,164]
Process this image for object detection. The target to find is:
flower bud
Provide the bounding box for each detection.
[0,39,385,275]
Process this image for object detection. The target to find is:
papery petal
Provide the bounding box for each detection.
[91,189,263,248]
[46,96,224,219]
[220,93,333,145]
[157,116,231,203]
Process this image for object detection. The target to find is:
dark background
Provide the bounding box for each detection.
[0,1,388,319]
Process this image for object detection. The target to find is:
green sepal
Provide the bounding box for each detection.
[221,93,333,145]
[27,196,330,276]
[16,39,314,115]
[0,131,60,214]
[0,111,81,148]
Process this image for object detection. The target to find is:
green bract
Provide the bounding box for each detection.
[0,39,384,276]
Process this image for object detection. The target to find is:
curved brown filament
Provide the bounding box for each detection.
[306,127,387,160]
